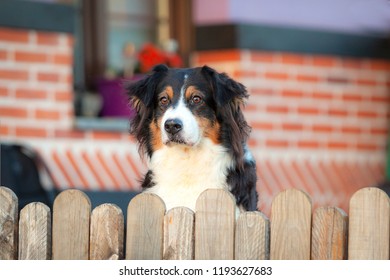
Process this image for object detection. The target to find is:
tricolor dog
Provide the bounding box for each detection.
[127,64,257,211]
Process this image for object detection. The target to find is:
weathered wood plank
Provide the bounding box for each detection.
[18,202,51,260]
[126,193,166,260]
[348,187,390,260]
[195,189,236,260]
[235,211,270,260]
[311,206,347,260]
[0,187,18,260]
[90,203,124,260]
[163,207,194,260]
[270,188,312,260]
[52,189,91,260]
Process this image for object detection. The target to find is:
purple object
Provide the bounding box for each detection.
[97,76,143,118]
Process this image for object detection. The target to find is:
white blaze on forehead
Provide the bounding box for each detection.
[161,78,200,146]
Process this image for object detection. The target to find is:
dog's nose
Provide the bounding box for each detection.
[164,118,183,135]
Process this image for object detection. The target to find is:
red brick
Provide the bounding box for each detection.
[244,104,257,112]
[234,70,257,78]
[281,89,304,98]
[55,129,85,139]
[311,56,338,67]
[0,69,29,80]
[328,108,348,117]
[37,72,60,83]
[296,74,320,82]
[297,140,321,149]
[342,126,362,134]
[370,127,388,136]
[297,106,320,115]
[341,59,364,69]
[194,50,241,64]
[54,54,73,65]
[327,141,349,150]
[356,143,380,151]
[264,72,289,80]
[0,28,29,43]
[369,60,390,71]
[342,93,363,102]
[266,105,289,114]
[312,91,333,100]
[36,32,59,45]
[252,121,275,130]
[327,76,350,84]
[0,106,28,118]
[0,124,10,136]
[15,89,47,99]
[370,95,389,103]
[266,139,289,148]
[66,36,75,47]
[35,109,61,120]
[280,53,306,65]
[250,52,276,63]
[0,50,7,60]
[312,124,334,133]
[251,88,276,96]
[356,78,377,86]
[282,122,303,131]
[15,51,48,63]
[357,110,378,119]
[15,127,47,138]
[0,87,8,97]
[55,91,73,102]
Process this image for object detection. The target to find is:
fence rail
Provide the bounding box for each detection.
[0,186,389,260]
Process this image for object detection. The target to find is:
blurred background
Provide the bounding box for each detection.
[0,0,389,215]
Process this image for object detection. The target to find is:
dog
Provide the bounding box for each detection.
[126,64,257,212]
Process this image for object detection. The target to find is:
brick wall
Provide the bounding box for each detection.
[193,50,390,214]
[0,27,144,192]
[1,26,389,215]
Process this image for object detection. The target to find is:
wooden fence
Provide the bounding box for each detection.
[0,186,389,260]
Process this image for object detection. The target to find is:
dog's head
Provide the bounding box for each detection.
[126,64,251,169]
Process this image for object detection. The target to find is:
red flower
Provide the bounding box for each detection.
[137,43,183,73]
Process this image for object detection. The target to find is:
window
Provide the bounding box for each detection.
[75,0,193,120]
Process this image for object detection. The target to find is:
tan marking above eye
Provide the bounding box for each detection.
[163,86,174,100]
[185,86,202,99]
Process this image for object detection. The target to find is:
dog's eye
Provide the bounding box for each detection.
[159,96,169,106]
[191,95,202,105]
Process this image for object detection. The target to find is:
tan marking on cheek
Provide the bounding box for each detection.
[150,118,163,151]
[198,117,221,144]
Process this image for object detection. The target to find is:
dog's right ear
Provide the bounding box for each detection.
[125,64,168,157]
[126,64,169,112]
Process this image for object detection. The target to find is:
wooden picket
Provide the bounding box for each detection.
[126,193,165,260]
[1,185,390,260]
[52,189,91,260]
[311,206,347,260]
[348,187,390,259]
[270,189,312,260]
[163,207,194,260]
[0,187,18,260]
[90,203,124,260]
[195,189,236,260]
[18,202,51,260]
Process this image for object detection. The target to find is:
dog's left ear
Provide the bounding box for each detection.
[201,65,251,170]
[201,65,248,107]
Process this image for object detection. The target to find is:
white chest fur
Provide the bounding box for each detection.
[145,138,235,211]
